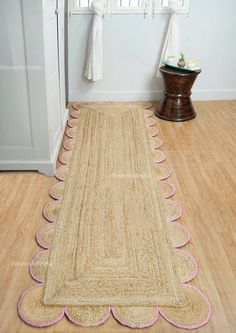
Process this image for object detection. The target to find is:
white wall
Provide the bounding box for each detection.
[68,0,236,101]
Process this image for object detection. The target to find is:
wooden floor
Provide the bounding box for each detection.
[0,101,236,333]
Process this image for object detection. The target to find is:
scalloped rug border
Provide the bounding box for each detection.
[17,102,211,330]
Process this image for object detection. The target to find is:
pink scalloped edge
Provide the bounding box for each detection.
[18,284,111,328]
[148,127,159,137]
[72,104,80,111]
[63,144,71,151]
[153,151,167,164]
[143,102,153,109]
[66,128,77,139]
[157,165,172,181]
[160,181,176,199]
[152,133,163,142]
[28,249,197,322]
[29,250,49,283]
[158,285,212,330]
[55,175,65,181]
[63,139,74,151]
[152,139,163,150]
[55,166,68,181]
[167,222,191,248]
[49,183,64,201]
[70,105,80,112]
[70,113,80,119]
[111,307,159,329]
[144,109,211,328]
[143,107,152,113]
[58,151,71,165]
[35,224,54,249]
[147,120,157,128]
[65,306,111,327]
[70,111,80,119]
[68,120,80,128]
[67,121,74,128]
[58,154,67,165]
[144,111,154,119]
[42,204,58,223]
[164,198,183,222]
[175,249,198,283]
[17,285,65,328]
[146,111,182,220]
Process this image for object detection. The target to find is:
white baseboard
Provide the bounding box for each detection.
[192,89,236,100]
[69,91,162,102]
[0,161,56,177]
[69,89,236,102]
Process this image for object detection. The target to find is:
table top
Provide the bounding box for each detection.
[160,65,201,76]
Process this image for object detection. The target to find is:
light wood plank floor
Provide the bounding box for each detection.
[0,101,236,333]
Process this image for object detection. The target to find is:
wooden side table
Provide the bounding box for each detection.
[155,66,201,122]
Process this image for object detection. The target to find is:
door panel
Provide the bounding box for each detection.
[0,0,32,148]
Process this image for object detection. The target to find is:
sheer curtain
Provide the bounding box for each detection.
[84,0,105,82]
[157,0,181,76]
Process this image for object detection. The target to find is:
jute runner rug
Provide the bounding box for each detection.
[18,102,211,329]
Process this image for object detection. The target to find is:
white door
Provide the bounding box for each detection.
[43,0,64,153]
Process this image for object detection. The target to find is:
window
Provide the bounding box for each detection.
[159,0,190,14]
[112,1,147,14]
[78,0,93,7]
[70,0,95,14]
[70,0,190,15]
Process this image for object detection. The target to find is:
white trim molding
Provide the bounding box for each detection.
[191,89,236,101]
[69,89,236,102]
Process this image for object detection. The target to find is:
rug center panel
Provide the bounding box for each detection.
[43,107,182,306]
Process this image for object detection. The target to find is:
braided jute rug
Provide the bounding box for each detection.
[18,102,211,329]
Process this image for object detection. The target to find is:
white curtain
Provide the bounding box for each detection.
[84,0,105,82]
[157,0,181,76]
